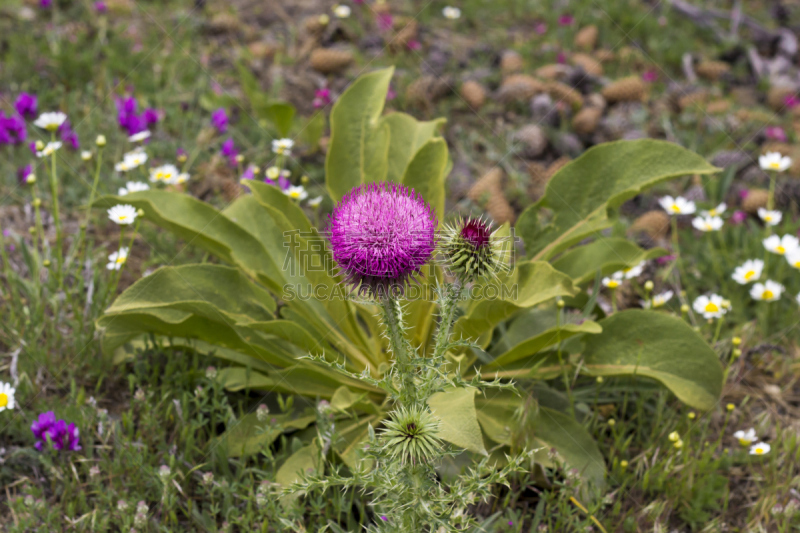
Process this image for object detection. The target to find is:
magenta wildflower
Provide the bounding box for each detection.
[176,147,187,161]
[328,183,437,296]
[313,88,332,109]
[17,164,33,185]
[731,210,747,225]
[115,96,157,136]
[31,411,82,452]
[642,69,658,83]
[785,94,800,109]
[211,108,229,133]
[0,113,27,145]
[241,165,256,180]
[39,0,52,8]
[14,93,37,118]
[377,12,393,32]
[656,254,676,266]
[765,126,788,142]
[94,1,107,13]
[558,14,574,26]
[143,108,159,126]
[738,189,750,200]
[220,138,238,167]
[386,86,397,101]
[534,21,547,34]
[59,120,80,150]
[380,516,388,522]
[556,51,567,64]
[407,39,422,51]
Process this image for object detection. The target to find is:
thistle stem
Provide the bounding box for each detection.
[380,296,416,406]
[431,280,463,362]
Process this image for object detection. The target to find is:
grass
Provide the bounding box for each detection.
[2,0,800,530]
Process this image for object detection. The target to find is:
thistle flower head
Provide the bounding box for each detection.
[381,405,441,465]
[440,217,501,281]
[328,183,437,297]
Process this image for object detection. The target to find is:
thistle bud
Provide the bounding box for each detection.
[96,135,107,147]
[381,406,441,465]
[440,217,500,282]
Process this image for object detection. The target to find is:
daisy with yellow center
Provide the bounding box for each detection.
[693,294,727,319]
[271,138,294,156]
[36,142,62,158]
[33,111,68,131]
[759,151,792,173]
[284,185,308,201]
[658,195,696,216]
[749,442,770,456]
[757,208,782,227]
[763,234,799,256]
[701,203,726,217]
[107,204,138,225]
[107,247,129,271]
[691,215,723,232]
[265,166,281,180]
[733,428,757,447]
[0,382,16,412]
[601,272,624,289]
[750,280,783,302]
[731,259,763,285]
[621,261,645,279]
[149,164,179,183]
[643,290,673,309]
[786,249,800,269]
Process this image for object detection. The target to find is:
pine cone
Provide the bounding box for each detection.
[535,64,570,80]
[310,48,353,74]
[705,99,731,114]
[767,86,795,112]
[460,80,487,110]
[513,125,547,159]
[468,168,503,203]
[497,75,545,103]
[406,75,451,108]
[572,106,603,135]
[695,60,730,81]
[742,189,769,214]
[629,210,670,240]
[574,25,599,50]
[602,76,645,104]
[594,49,616,63]
[547,81,583,108]
[572,53,603,76]
[487,193,515,224]
[500,50,523,74]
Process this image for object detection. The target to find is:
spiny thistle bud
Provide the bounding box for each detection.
[381,405,441,465]
[440,217,501,281]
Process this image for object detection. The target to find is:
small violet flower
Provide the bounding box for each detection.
[558,14,574,26]
[313,88,332,109]
[14,93,37,118]
[765,126,788,143]
[211,108,229,133]
[31,411,82,452]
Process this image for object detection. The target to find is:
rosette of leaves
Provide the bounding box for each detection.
[95,67,723,489]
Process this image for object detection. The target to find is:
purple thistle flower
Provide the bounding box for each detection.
[94,1,107,13]
[17,164,33,185]
[211,108,229,133]
[327,183,437,297]
[642,69,658,83]
[59,120,79,150]
[15,93,37,119]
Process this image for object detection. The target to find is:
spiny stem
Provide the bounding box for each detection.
[432,280,462,362]
[380,296,416,406]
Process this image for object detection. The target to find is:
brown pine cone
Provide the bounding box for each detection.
[496,75,545,103]
[460,80,487,110]
[487,193,516,224]
[677,90,709,112]
[572,106,603,135]
[742,189,769,214]
[572,53,603,76]
[695,60,730,81]
[535,64,570,80]
[468,168,504,203]
[513,125,547,159]
[574,25,599,50]
[405,75,451,108]
[500,50,523,74]
[602,76,645,104]
[547,81,583,108]
[629,210,670,240]
[310,48,353,74]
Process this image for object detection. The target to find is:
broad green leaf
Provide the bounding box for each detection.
[276,442,320,487]
[266,102,296,137]
[582,310,723,410]
[326,67,394,201]
[485,321,601,369]
[248,321,329,357]
[382,113,446,184]
[217,365,383,400]
[334,413,384,467]
[219,412,316,457]
[476,391,605,486]
[517,140,720,260]
[552,238,668,284]
[401,138,449,222]
[300,111,326,153]
[453,261,578,347]
[428,388,487,455]
[330,386,366,411]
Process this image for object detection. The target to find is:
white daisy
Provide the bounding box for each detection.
[763,234,799,256]
[442,6,461,19]
[107,204,138,225]
[759,151,792,172]
[128,130,151,143]
[36,141,62,158]
[119,181,150,196]
[332,4,351,18]
[731,259,764,285]
[0,382,16,412]
[691,215,723,232]
[284,185,308,201]
[749,442,770,456]
[33,111,68,131]
[750,280,784,301]
[168,173,190,185]
[271,138,294,156]
[693,294,727,319]
[786,249,800,269]
[81,151,92,161]
[121,150,148,170]
[701,203,727,217]
[107,247,129,270]
[643,290,673,309]
[733,428,757,447]
[621,260,645,279]
[308,196,323,207]
[601,271,624,289]
[115,161,131,173]
[149,164,179,183]
[758,208,782,226]
[659,195,696,215]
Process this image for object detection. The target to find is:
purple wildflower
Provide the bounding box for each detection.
[380,516,388,522]
[15,93,37,119]
[17,165,33,185]
[376,12,393,32]
[556,51,567,64]
[31,412,81,452]
[115,96,151,136]
[738,189,750,200]
[241,165,256,180]
[211,108,229,133]
[40,0,52,7]
[558,14,574,26]
[765,126,788,143]
[143,108,159,126]
[730,210,747,225]
[534,21,547,35]
[176,147,187,161]
[386,86,397,101]
[28,142,37,155]
[642,69,658,83]
[59,120,79,150]
[313,88,332,109]
[785,94,800,109]
[327,183,437,296]
[31,411,57,450]
[220,138,238,167]
[656,254,676,266]
[278,175,291,190]
[0,113,27,145]
[407,39,422,51]
[94,1,107,13]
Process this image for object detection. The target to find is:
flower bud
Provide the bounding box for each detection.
[440,217,500,282]
[81,151,92,161]
[96,135,107,147]
[27,174,36,184]
[556,299,565,308]
[42,259,51,267]
[33,198,41,207]
[35,140,45,151]
[680,304,689,313]
[732,336,742,346]
[644,280,654,291]
[619,460,628,469]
